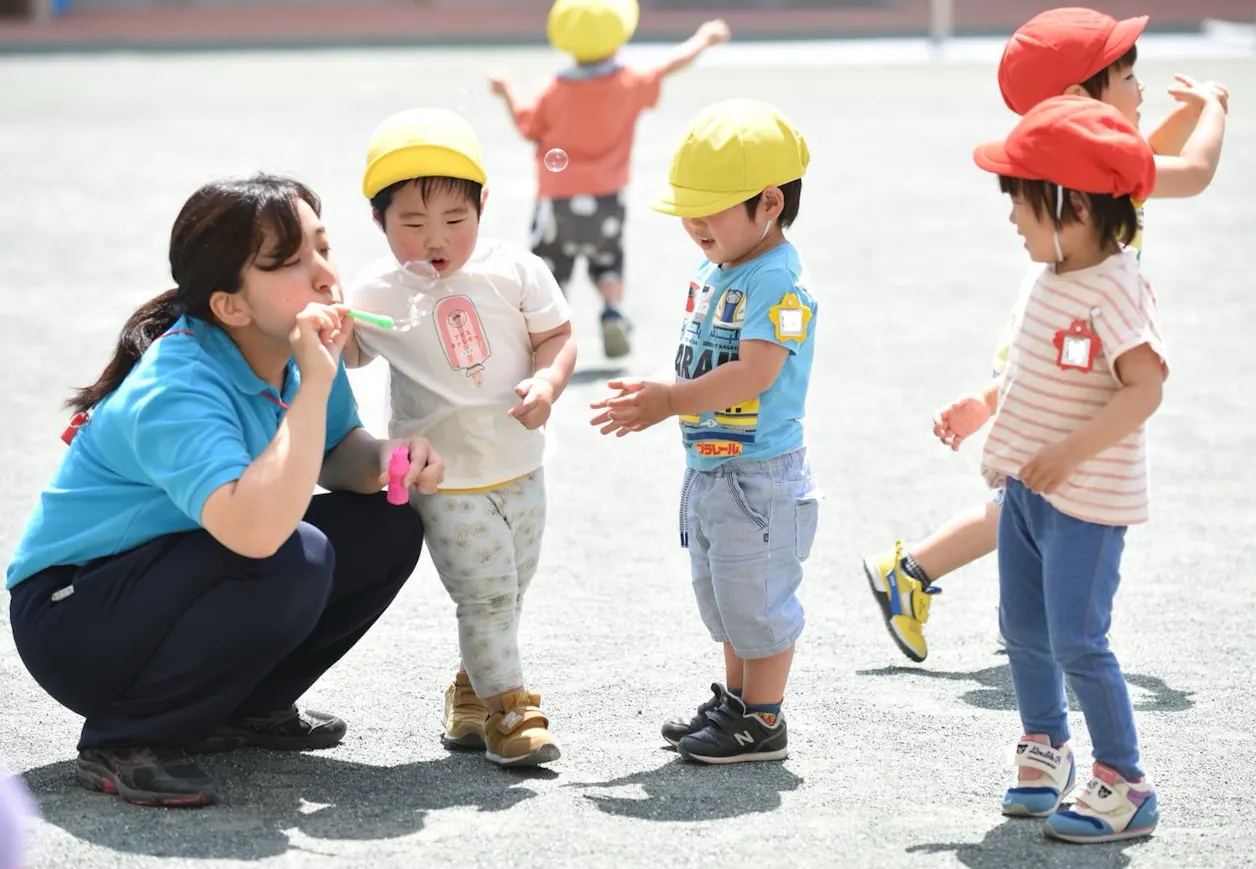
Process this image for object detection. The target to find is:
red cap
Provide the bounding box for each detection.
[973,95,1155,199]
[998,7,1148,115]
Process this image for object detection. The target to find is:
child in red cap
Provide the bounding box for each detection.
[950,94,1164,843]
[864,5,1228,663]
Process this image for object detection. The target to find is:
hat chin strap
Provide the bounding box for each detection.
[760,219,774,242]
[1052,184,1065,264]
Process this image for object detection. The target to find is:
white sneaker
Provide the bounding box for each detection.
[1045,764,1158,843]
[1002,734,1076,818]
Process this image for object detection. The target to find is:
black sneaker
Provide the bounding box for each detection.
[676,693,789,764]
[187,707,346,754]
[600,309,633,359]
[76,746,218,807]
[661,683,727,747]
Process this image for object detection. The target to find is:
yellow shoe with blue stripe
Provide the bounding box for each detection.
[863,541,939,663]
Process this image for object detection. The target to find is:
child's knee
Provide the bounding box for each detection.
[712,568,804,659]
[449,573,519,612]
[692,576,729,642]
[1050,630,1110,671]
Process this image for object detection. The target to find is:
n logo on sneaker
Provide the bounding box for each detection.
[733,731,755,747]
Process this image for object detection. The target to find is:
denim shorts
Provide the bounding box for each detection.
[679,447,820,659]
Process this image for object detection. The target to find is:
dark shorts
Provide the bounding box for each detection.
[530,191,625,288]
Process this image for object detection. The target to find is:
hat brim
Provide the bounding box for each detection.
[972,140,1021,178]
[1102,16,1148,67]
[363,146,487,199]
[649,185,762,219]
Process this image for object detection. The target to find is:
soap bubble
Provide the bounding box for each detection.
[390,260,442,332]
[452,87,475,114]
[544,148,569,173]
[401,260,440,282]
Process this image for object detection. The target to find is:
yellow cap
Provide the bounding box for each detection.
[651,99,810,219]
[547,0,639,64]
[362,107,487,199]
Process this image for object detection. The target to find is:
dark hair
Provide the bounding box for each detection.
[743,178,802,229]
[1080,44,1138,99]
[370,177,483,228]
[67,174,320,414]
[998,175,1139,250]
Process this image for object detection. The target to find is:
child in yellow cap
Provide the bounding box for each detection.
[862,6,1229,664]
[488,0,729,359]
[591,99,819,763]
[345,107,577,768]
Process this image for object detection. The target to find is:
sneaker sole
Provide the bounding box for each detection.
[863,556,927,663]
[486,743,562,768]
[1003,766,1076,818]
[442,731,487,751]
[1003,800,1064,819]
[602,319,631,359]
[186,730,344,754]
[75,761,216,808]
[1044,822,1157,844]
[678,747,789,765]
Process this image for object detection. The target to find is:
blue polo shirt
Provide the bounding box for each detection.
[5,316,362,588]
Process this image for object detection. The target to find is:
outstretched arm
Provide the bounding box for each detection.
[650,19,730,77]
[1149,76,1228,199]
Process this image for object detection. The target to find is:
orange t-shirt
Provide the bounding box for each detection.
[512,64,664,200]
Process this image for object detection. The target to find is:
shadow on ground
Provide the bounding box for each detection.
[566,752,803,822]
[856,665,1194,714]
[23,750,555,860]
[909,817,1149,868]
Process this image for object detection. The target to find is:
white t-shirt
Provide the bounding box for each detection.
[347,238,572,491]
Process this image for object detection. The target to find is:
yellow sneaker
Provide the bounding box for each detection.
[442,670,487,750]
[484,690,561,768]
[863,541,939,662]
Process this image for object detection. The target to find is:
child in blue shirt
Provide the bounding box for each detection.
[592,99,819,763]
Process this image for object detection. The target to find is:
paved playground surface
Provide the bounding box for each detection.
[1,36,1254,868]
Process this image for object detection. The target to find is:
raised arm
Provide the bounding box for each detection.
[650,19,730,77]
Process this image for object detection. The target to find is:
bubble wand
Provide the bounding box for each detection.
[347,309,395,329]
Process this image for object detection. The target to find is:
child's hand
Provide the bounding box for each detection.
[488,70,511,98]
[378,437,445,495]
[509,377,554,430]
[933,393,991,451]
[590,380,642,436]
[1167,73,1229,113]
[1205,80,1230,113]
[1019,440,1081,496]
[590,378,671,436]
[698,18,731,46]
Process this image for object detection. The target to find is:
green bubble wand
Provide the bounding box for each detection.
[347,309,395,330]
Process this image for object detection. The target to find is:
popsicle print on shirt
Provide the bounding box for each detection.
[434,295,492,386]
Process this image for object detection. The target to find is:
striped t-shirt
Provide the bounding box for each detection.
[991,198,1146,376]
[981,248,1167,526]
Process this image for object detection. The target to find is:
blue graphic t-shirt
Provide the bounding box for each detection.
[673,243,818,471]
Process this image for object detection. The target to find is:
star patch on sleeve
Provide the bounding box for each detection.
[768,292,811,343]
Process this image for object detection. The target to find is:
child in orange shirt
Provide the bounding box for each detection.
[489,0,729,358]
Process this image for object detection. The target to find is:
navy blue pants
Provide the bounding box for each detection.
[9,491,423,750]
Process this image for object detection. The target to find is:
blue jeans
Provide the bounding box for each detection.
[998,479,1143,781]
